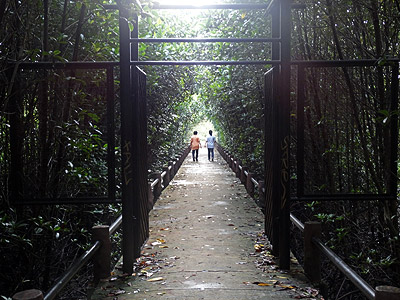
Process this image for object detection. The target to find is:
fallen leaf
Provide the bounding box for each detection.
[257,283,273,286]
[108,289,126,296]
[147,277,164,282]
[254,244,264,252]
[267,280,278,284]
[251,281,273,286]
[277,284,296,290]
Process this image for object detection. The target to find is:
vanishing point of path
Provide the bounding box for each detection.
[90,148,320,300]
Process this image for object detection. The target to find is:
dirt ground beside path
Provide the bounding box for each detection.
[90,147,322,300]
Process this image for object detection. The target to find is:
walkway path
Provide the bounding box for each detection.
[90,148,321,300]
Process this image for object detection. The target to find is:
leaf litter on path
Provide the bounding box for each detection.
[248,231,324,299]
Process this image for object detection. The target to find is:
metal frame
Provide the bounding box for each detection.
[296,62,399,202]
[8,63,118,205]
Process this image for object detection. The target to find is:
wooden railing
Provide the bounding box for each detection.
[215,143,266,209]
[11,146,191,300]
[216,143,400,300]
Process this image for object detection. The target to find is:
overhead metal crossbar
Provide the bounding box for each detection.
[151,3,271,9]
[130,60,279,66]
[105,2,305,11]
[105,3,272,10]
[124,2,279,66]
[130,38,280,43]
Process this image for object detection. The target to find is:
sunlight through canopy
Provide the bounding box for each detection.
[155,0,221,5]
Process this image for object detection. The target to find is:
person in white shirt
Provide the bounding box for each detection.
[206,130,216,161]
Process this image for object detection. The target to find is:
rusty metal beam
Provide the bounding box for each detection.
[131,37,280,43]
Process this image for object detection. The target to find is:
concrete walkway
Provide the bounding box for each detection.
[90,148,321,300]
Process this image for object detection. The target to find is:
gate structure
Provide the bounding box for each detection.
[115,0,296,273]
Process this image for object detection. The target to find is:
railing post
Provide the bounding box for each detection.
[246,172,255,197]
[240,167,248,184]
[174,157,180,173]
[236,161,242,178]
[148,182,154,211]
[12,290,43,300]
[178,152,184,166]
[92,225,111,281]
[169,161,175,179]
[185,146,190,157]
[258,180,266,211]
[163,166,170,187]
[375,286,400,300]
[154,173,162,199]
[304,221,321,283]
[231,157,236,172]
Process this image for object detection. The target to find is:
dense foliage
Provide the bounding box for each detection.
[290,0,400,297]
[0,0,399,299]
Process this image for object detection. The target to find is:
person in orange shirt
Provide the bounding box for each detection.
[190,131,201,161]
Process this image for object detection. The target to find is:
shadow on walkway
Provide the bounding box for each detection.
[90,148,321,299]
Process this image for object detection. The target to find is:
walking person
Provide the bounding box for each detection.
[206,130,216,161]
[190,131,201,161]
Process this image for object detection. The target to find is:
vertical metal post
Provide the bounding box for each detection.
[135,68,149,254]
[119,12,135,274]
[130,13,142,259]
[270,1,281,257]
[131,13,149,257]
[297,66,305,197]
[389,64,399,197]
[279,0,292,270]
[106,66,116,201]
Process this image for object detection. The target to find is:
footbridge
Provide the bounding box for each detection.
[6,1,400,300]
